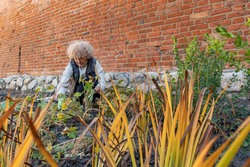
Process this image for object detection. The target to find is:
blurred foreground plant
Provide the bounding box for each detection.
[0,92,57,167]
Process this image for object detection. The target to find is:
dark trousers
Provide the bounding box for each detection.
[75,81,100,105]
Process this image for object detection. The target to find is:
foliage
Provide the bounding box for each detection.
[0,92,57,167]
[216,25,250,74]
[0,70,249,166]
[62,126,78,139]
[173,25,249,99]
[0,87,95,166]
[76,72,250,166]
[78,76,96,110]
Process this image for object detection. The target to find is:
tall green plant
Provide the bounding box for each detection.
[173,23,249,97]
[174,36,234,96]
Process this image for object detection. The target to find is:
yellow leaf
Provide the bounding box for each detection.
[216,121,250,167]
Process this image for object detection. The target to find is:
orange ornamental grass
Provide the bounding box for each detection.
[79,71,249,167]
[0,93,57,167]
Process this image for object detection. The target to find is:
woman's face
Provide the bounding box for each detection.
[74,57,88,67]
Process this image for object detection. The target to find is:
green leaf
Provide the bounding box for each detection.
[227,32,236,38]
[216,26,235,38]
[216,26,227,34]
[67,127,78,139]
[245,49,250,57]
[234,34,242,48]
[74,92,82,98]
[47,85,55,90]
[35,87,41,93]
[245,18,250,26]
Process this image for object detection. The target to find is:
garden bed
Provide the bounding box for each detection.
[0,88,249,166]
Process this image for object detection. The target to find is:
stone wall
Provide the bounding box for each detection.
[0,70,247,94]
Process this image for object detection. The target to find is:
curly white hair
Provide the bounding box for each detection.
[67,40,93,59]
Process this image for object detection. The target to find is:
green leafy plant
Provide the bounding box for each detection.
[173,23,249,100]
[84,77,98,109]
[174,36,234,96]
[62,126,78,139]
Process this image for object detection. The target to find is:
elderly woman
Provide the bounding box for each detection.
[56,40,106,107]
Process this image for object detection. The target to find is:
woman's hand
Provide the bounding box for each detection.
[57,94,66,110]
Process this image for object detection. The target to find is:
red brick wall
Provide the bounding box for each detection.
[0,0,249,77]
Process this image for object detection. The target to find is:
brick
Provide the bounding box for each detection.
[233,4,246,11]
[158,61,172,67]
[194,5,212,13]
[232,17,245,24]
[137,38,149,43]
[143,0,154,5]
[170,5,180,12]
[181,3,197,10]
[226,0,249,7]
[158,5,166,10]
[183,0,193,4]
[134,15,147,21]
[152,0,168,7]
[144,7,157,14]
[168,11,183,18]
[161,24,176,30]
[150,37,163,42]
[139,28,152,34]
[165,17,181,24]
[163,29,179,35]
[181,20,194,26]
[206,14,226,23]
[211,8,232,16]
[197,0,208,6]
[175,32,192,38]
[127,58,139,63]
[190,11,209,19]
[227,24,244,31]
[210,0,223,2]
[243,29,250,35]
[159,15,167,20]
[181,16,190,21]
[150,21,164,27]
[195,19,204,24]
[148,31,161,37]
[160,45,172,50]
[145,17,158,23]
[184,9,193,15]
[227,12,244,18]
[147,41,161,47]
[210,19,232,28]
[189,24,208,30]
[180,28,188,34]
